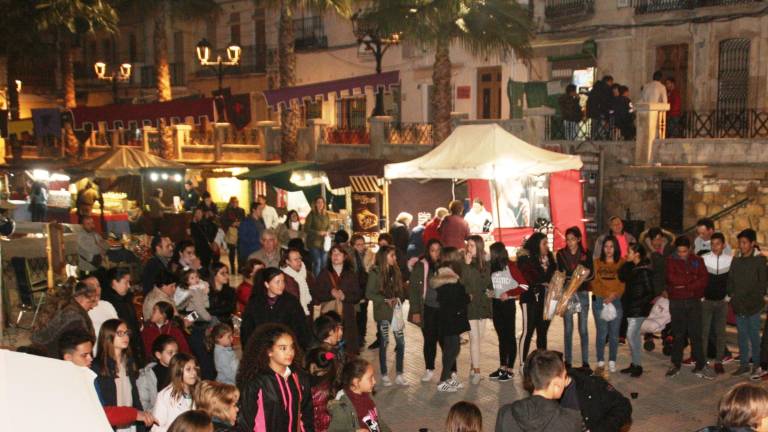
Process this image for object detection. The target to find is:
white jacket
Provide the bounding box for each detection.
[151,385,193,432]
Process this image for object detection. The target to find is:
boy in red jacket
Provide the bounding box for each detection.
[665,236,711,379]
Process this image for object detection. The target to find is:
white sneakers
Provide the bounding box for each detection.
[609,361,616,373]
[380,376,392,387]
[421,369,434,382]
[470,370,482,385]
[450,373,465,389]
[437,380,458,392]
[394,374,410,386]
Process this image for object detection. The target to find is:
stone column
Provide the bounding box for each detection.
[256,120,277,161]
[370,116,393,158]
[306,119,328,161]
[634,102,670,165]
[213,122,230,162]
[172,124,192,160]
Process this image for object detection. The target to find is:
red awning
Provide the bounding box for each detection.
[263,71,399,108]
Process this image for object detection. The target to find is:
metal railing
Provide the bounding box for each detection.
[322,126,370,145]
[545,115,634,141]
[294,16,327,51]
[388,122,434,145]
[545,0,595,20]
[676,109,768,138]
[635,0,761,14]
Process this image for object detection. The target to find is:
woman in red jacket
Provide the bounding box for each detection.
[488,242,528,382]
[141,301,191,360]
[236,258,265,314]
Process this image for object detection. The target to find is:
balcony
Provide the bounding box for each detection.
[294,16,328,51]
[635,0,762,14]
[544,0,595,21]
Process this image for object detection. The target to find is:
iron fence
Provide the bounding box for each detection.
[677,110,768,138]
[635,0,761,14]
[545,0,595,20]
[388,123,434,145]
[545,115,633,141]
[294,16,328,51]
[322,127,370,145]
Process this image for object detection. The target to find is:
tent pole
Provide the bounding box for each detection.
[451,179,455,201]
[494,179,503,244]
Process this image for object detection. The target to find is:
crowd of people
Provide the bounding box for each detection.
[16,189,768,431]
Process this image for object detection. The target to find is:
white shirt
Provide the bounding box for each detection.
[640,80,668,104]
[88,300,118,353]
[464,208,493,233]
[262,205,279,229]
[151,386,193,432]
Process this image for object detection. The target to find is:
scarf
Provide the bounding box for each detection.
[282,263,312,315]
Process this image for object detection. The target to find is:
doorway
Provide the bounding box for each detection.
[660,180,684,232]
[477,66,502,119]
[655,44,688,109]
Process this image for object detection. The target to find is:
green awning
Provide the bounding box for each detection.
[236,161,319,191]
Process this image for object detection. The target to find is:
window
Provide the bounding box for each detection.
[173,31,184,63]
[717,38,750,113]
[128,34,137,63]
[336,96,367,130]
[230,13,241,45]
[102,39,113,62]
[304,100,323,123]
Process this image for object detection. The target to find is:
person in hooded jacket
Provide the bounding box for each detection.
[618,244,655,377]
[559,368,632,432]
[517,232,556,368]
[495,350,581,432]
[103,267,145,365]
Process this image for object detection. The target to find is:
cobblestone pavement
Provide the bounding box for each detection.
[359,302,745,432]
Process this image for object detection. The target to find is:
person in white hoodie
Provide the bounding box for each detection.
[701,232,733,375]
[152,352,199,432]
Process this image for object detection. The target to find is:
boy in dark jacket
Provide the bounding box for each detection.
[561,369,632,432]
[665,236,710,379]
[495,350,581,432]
[701,232,732,375]
[727,229,768,378]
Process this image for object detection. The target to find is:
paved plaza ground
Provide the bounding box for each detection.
[360,303,746,432]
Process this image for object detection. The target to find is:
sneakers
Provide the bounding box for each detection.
[447,377,464,389]
[497,370,512,382]
[578,364,593,375]
[666,366,681,377]
[722,354,735,364]
[694,366,716,381]
[714,363,725,375]
[594,361,605,377]
[682,357,695,367]
[489,368,504,380]
[620,364,635,374]
[368,340,380,350]
[437,380,458,392]
[731,365,751,377]
[608,361,616,373]
[380,376,392,387]
[750,367,768,381]
[630,365,643,378]
[421,370,435,382]
[470,370,482,385]
[395,374,409,386]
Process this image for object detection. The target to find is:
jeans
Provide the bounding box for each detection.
[670,298,705,369]
[519,295,550,367]
[227,243,238,274]
[626,317,645,366]
[563,291,590,365]
[701,299,728,363]
[309,248,328,276]
[441,334,460,382]
[593,296,623,363]
[377,319,405,375]
[421,305,443,370]
[492,299,517,368]
[469,319,488,369]
[357,300,369,346]
[736,312,761,367]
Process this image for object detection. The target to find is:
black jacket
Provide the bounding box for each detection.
[618,261,655,318]
[432,268,471,337]
[556,247,594,292]
[558,93,582,123]
[240,291,309,349]
[102,285,145,366]
[517,252,555,304]
[93,356,146,432]
[562,369,632,432]
[209,284,237,324]
[236,370,314,432]
[586,80,612,118]
[142,255,169,295]
[496,395,582,432]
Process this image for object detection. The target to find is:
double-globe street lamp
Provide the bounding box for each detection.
[195,38,242,95]
[94,61,132,103]
[351,10,401,117]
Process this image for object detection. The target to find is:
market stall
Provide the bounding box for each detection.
[384,124,584,250]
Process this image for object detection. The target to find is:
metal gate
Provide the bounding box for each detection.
[717,38,750,137]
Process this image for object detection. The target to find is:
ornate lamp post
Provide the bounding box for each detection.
[195,38,242,95]
[94,62,132,103]
[351,11,400,117]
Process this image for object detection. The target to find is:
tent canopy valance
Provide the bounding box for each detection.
[263,71,399,109]
[236,161,319,191]
[316,158,388,189]
[384,124,582,180]
[73,147,186,177]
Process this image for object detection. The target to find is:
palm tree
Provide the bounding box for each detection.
[36,0,119,157]
[360,0,532,144]
[0,1,41,118]
[254,0,352,162]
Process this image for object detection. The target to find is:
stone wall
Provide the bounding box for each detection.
[655,139,768,165]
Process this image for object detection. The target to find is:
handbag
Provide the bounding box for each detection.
[319,272,344,315]
[391,299,405,332]
[600,302,618,322]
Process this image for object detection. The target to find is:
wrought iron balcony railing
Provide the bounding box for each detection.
[677,109,768,138]
[545,0,595,20]
[294,16,328,51]
[635,0,762,14]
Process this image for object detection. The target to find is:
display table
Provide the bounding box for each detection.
[68,211,131,236]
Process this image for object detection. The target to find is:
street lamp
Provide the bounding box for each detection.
[351,10,401,117]
[94,61,132,103]
[195,38,242,95]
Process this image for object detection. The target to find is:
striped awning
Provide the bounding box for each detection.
[263,71,400,109]
[350,176,382,193]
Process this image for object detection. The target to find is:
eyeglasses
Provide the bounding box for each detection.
[116,330,131,337]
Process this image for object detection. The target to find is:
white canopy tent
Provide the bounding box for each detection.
[384,124,582,180]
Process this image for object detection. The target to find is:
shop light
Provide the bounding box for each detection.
[173,173,183,182]
[31,169,50,181]
[150,172,159,182]
[161,173,169,180]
